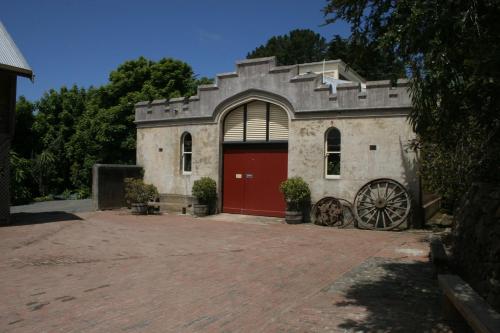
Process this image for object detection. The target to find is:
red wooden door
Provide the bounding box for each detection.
[223,147,287,217]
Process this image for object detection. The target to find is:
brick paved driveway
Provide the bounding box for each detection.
[0,211,454,332]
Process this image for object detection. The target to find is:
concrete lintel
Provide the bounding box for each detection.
[235,57,276,67]
[337,82,361,90]
[135,100,150,107]
[151,99,167,105]
[295,105,411,113]
[269,65,297,74]
[198,84,218,91]
[216,72,238,79]
[290,73,318,82]
[169,97,186,103]
[135,116,215,128]
[314,84,331,92]
[397,78,410,86]
[365,80,392,88]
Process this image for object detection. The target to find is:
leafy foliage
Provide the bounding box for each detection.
[324,0,500,207]
[9,151,33,205]
[247,29,328,65]
[247,29,404,80]
[124,178,159,204]
[279,177,311,211]
[192,177,217,205]
[10,57,203,203]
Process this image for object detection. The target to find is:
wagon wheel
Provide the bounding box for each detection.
[337,198,356,229]
[311,197,344,227]
[353,178,411,231]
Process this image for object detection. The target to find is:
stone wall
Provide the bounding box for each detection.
[452,182,500,311]
[136,124,219,196]
[289,117,418,205]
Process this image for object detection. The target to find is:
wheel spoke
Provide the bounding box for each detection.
[386,206,404,219]
[365,209,378,224]
[387,192,406,202]
[387,198,408,205]
[359,207,376,219]
[381,210,386,228]
[385,185,397,201]
[384,210,396,225]
[386,203,408,212]
[375,210,380,228]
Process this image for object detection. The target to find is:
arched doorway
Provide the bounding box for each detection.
[221,100,289,217]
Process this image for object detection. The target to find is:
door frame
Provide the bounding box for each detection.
[221,142,288,215]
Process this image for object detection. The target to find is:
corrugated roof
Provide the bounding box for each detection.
[0,21,33,78]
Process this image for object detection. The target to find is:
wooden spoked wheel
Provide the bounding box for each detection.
[311,197,354,227]
[353,178,411,230]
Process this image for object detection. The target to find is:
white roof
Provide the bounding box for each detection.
[0,21,32,78]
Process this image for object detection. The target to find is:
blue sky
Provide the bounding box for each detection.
[2,0,350,101]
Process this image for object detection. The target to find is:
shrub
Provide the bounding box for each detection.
[124,178,159,204]
[279,177,311,211]
[192,177,217,205]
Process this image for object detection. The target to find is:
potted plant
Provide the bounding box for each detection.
[192,177,217,217]
[124,178,159,215]
[279,177,311,224]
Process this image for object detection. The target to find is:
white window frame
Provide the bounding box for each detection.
[181,133,192,175]
[325,128,341,179]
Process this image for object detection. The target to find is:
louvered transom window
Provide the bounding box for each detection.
[246,101,267,141]
[269,104,288,140]
[223,106,244,141]
[223,101,289,142]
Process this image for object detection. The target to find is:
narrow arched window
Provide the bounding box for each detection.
[181,133,192,174]
[325,128,341,178]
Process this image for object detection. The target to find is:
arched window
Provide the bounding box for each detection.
[325,128,341,178]
[181,132,192,174]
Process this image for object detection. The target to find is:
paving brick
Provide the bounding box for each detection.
[0,211,454,332]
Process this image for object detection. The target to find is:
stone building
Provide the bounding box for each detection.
[134,57,418,221]
[0,21,33,225]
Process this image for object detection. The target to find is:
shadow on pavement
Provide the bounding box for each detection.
[328,257,471,333]
[6,211,83,226]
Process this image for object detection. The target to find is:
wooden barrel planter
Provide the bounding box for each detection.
[193,204,208,217]
[131,203,148,215]
[285,210,303,224]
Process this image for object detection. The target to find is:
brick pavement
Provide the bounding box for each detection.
[0,211,456,332]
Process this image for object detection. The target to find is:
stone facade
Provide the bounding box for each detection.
[135,57,419,218]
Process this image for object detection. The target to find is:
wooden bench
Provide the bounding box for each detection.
[438,274,500,333]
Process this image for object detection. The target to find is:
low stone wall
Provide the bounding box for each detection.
[452,182,500,312]
[92,164,143,210]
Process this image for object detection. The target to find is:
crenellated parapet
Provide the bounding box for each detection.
[135,57,411,127]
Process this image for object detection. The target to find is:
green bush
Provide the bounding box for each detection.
[279,177,311,211]
[124,178,159,204]
[192,177,217,205]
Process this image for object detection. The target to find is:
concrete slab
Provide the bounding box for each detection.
[0,211,456,332]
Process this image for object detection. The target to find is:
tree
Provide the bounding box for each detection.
[247,29,404,80]
[324,0,500,207]
[247,29,328,65]
[12,96,35,158]
[327,34,404,80]
[66,57,199,194]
